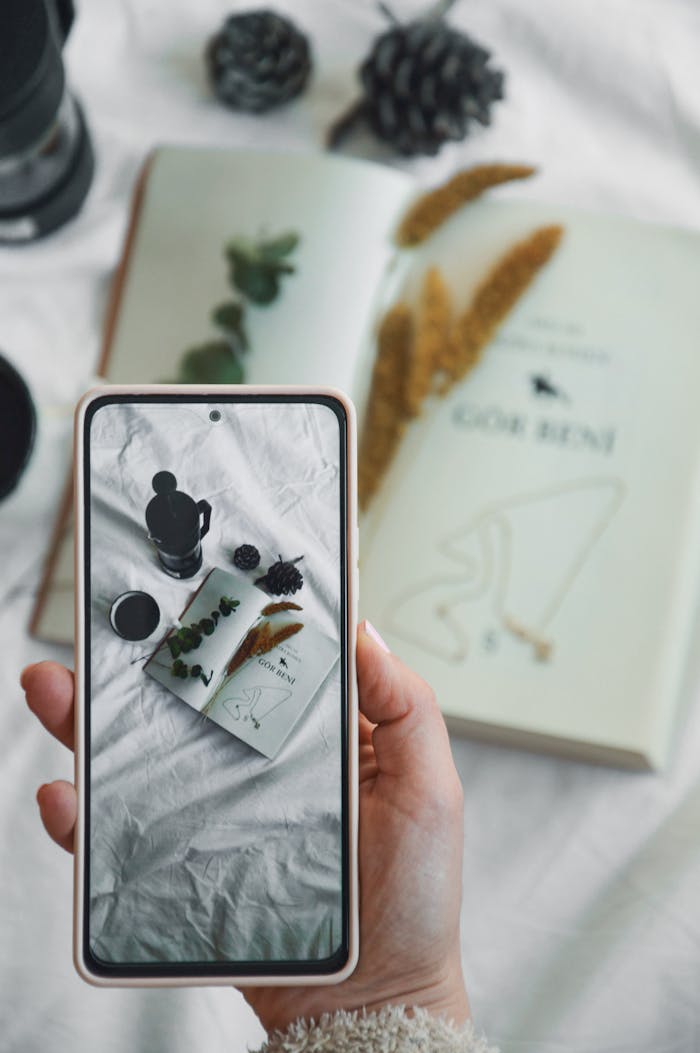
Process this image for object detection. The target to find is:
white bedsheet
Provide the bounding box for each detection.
[2,1,700,1051]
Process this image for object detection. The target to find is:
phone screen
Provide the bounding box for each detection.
[82,393,349,978]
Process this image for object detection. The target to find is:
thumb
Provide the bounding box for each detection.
[356,620,454,782]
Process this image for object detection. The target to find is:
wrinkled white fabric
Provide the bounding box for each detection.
[87,400,343,964]
[2,1,700,1052]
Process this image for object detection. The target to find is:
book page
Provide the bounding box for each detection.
[202,618,339,759]
[144,567,265,709]
[32,147,415,644]
[360,200,700,764]
[107,147,414,395]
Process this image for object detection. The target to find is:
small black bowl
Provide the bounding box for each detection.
[109,591,161,642]
[0,353,36,500]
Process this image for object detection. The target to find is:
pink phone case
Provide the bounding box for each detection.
[73,384,359,987]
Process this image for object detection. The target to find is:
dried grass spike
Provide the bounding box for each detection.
[253,622,304,657]
[446,224,563,387]
[405,267,452,415]
[249,623,273,657]
[396,163,537,247]
[226,624,263,676]
[358,302,414,511]
[261,601,303,616]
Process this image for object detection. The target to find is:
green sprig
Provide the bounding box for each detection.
[226,231,299,305]
[173,230,300,383]
[176,341,244,384]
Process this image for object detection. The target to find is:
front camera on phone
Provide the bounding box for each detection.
[209,409,222,424]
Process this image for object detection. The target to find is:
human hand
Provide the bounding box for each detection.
[23,620,469,1033]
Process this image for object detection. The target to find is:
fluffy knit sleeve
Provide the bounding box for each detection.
[254,1005,499,1053]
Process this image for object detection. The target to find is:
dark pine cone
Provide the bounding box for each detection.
[329,12,504,157]
[206,9,312,114]
[233,544,261,570]
[257,555,304,595]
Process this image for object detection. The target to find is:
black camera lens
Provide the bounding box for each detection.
[209,409,222,423]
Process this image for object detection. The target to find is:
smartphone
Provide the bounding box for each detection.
[73,385,358,986]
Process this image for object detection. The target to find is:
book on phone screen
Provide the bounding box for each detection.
[144,567,338,760]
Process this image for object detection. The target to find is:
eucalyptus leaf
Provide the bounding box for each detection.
[225,237,256,262]
[212,300,243,330]
[230,257,280,304]
[177,341,244,384]
[259,232,299,260]
[211,301,249,350]
[271,261,295,276]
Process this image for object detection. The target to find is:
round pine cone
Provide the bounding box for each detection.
[259,555,303,596]
[331,15,504,157]
[206,9,312,114]
[233,544,261,570]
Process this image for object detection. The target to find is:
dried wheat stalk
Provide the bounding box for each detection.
[226,624,263,676]
[226,619,304,676]
[395,163,536,247]
[442,224,564,389]
[404,266,453,415]
[252,622,303,656]
[261,601,303,616]
[358,301,414,511]
[358,224,563,510]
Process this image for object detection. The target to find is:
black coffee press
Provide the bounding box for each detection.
[0,0,94,243]
[145,472,212,579]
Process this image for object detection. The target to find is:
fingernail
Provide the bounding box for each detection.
[364,619,391,654]
[20,664,35,690]
[36,784,48,805]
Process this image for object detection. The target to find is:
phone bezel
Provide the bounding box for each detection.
[74,385,359,986]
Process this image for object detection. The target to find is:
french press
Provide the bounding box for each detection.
[145,471,212,580]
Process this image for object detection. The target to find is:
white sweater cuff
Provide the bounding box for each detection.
[256,1004,499,1053]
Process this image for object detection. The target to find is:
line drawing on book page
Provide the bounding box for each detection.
[384,477,625,664]
[219,685,293,730]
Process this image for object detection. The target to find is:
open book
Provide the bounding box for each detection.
[32,147,700,769]
[145,567,338,759]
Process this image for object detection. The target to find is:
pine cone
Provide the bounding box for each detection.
[329,11,504,157]
[256,555,304,596]
[233,544,261,570]
[206,10,312,114]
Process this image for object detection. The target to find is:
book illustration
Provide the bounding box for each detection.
[221,686,293,730]
[383,477,625,665]
[145,567,338,759]
[529,373,570,404]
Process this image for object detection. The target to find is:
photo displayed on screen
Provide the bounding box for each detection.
[85,397,347,969]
